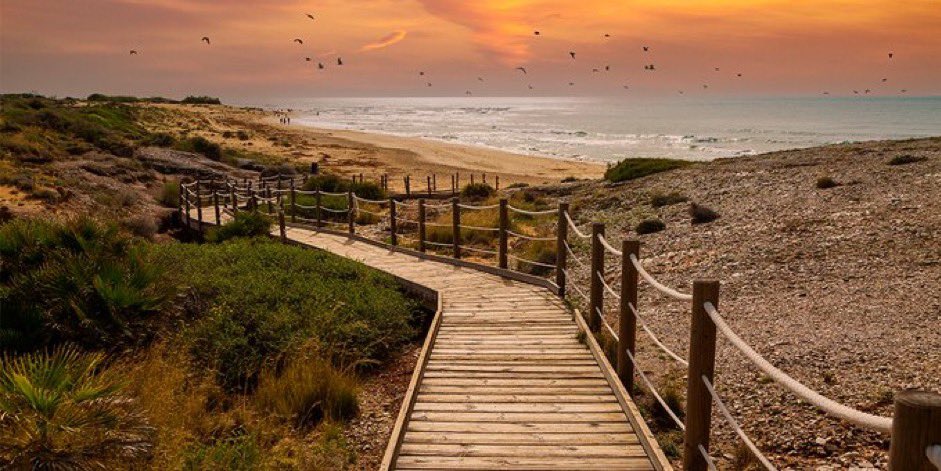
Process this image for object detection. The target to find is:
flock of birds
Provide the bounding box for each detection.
[126,13,909,97]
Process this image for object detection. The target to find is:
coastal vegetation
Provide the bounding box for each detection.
[604,158,691,183]
[0,214,425,469]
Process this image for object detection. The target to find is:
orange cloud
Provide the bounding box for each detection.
[359,30,408,52]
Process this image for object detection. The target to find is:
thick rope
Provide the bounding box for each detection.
[597,271,620,300]
[320,207,350,214]
[702,376,777,470]
[598,234,623,256]
[625,349,686,430]
[564,211,590,239]
[507,230,555,241]
[927,445,941,468]
[460,224,499,232]
[699,445,718,471]
[461,245,499,256]
[507,254,556,269]
[507,205,556,216]
[703,302,893,433]
[596,307,619,342]
[563,240,588,269]
[562,269,589,303]
[629,254,693,301]
[354,195,388,205]
[628,303,689,367]
[458,203,499,210]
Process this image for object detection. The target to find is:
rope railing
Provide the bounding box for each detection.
[180,177,940,470]
[703,301,893,433]
[702,376,776,470]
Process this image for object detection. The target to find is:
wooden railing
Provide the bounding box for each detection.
[180,177,941,470]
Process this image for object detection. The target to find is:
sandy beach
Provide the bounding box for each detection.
[146,104,605,190]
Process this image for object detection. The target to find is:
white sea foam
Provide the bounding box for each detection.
[251,96,941,163]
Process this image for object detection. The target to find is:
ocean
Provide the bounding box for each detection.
[249,96,941,163]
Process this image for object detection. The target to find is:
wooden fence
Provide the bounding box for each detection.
[180,177,941,470]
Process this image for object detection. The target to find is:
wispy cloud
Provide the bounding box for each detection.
[359,30,407,52]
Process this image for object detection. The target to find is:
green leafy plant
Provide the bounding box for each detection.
[0,346,153,468]
[205,211,272,243]
[157,180,180,208]
[460,183,495,200]
[649,191,688,208]
[636,218,666,234]
[255,356,359,427]
[605,158,691,183]
[689,203,720,224]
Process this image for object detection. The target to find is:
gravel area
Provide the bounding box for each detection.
[559,137,941,469]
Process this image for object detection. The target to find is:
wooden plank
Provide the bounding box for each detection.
[409,411,628,422]
[406,421,635,434]
[418,386,616,395]
[416,394,618,403]
[398,443,648,458]
[401,431,640,445]
[411,402,624,413]
[395,456,654,470]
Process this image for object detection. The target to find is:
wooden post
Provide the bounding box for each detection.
[278,208,287,243]
[266,186,273,214]
[229,186,238,215]
[250,188,258,213]
[452,197,461,259]
[495,175,500,191]
[451,174,456,195]
[195,181,203,226]
[432,173,437,192]
[588,222,605,332]
[619,240,641,392]
[418,199,426,253]
[556,202,569,298]
[405,175,411,196]
[348,189,355,234]
[483,173,487,184]
[471,173,475,185]
[359,173,363,184]
[177,181,183,214]
[427,175,432,195]
[389,198,398,246]
[184,185,192,225]
[213,190,221,225]
[498,199,509,269]
[290,180,297,223]
[683,280,720,471]
[889,391,941,470]
[315,189,322,227]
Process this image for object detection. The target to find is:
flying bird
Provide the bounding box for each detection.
[477,77,484,81]
[515,67,527,74]
[864,89,871,94]
[605,65,610,71]
[293,38,303,44]
[736,73,743,77]
[881,78,888,82]
[592,68,599,73]
[703,84,708,89]
[201,37,210,45]
[306,13,315,20]
[426,82,432,87]
[129,50,138,55]
[644,64,655,71]
[823,91,830,95]
[900,89,907,93]
[604,33,611,38]
[622,85,629,89]
[318,62,324,69]
[642,46,649,52]
[419,71,425,76]
[337,57,343,65]
[534,31,540,36]
[569,51,576,59]
[888,52,894,59]
[568,82,575,86]
[528,84,534,90]
[305,57,311,62]
[465,90,472,95]
[714,67,720,72]
[853,90,860,94]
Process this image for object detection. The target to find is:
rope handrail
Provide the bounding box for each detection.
[598,234,622,256]
[507,230,555,241]
[703,301,893,433]
[354,195,388,205]
[461,245,499,256]
[507,253,555,269]
[564,211,590,239]
[294,189,319,195]
[424,240,452,248]
[595,307,619,342]
[320,207,350,214]
[294,203,318,209]
[318,190,348,197]
[458,203,499,210]
[507,205,556,216]
[356,208,387,218]
[702,376,776,470]
[597,271,620,300]
[460,224,499,232]
[561,269,589,302]
[394,216,421,225]
[625,349,686,431]
[699,445,718,471]
[563,240,588,269]
[627,303,689,367]
[629,254,693,301]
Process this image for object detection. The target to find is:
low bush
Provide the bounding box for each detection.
[815,176,840,189]
[183,433,260,471]
[514,240,556,276]
[650,191,688,208]
[0,217,171,351]
[181,96,222,105]
[461,183,495,200]
[636,218,666,235]
[255,356,359,427]
[887,154,926,165]
[180,136,222,161]
[506,182,530,189]
[158,180,180,208]
[689,203,720,224]
[143,132,176,147]
[301,173,385,201]
[605,158,690,183]
[123,214,159,239]
[560,176,579,183]
[205,212,272,243]
[0,347,153,469]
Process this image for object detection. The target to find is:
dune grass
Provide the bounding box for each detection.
[605,158,691,183]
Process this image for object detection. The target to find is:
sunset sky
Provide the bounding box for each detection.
[2,0,939,99]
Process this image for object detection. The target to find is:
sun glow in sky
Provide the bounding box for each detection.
[1,0,939,99]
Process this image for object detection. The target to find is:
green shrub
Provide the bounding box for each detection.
[151,239,418,390]
[180,136,222,161]
[514,240,556,276]
[815,176,839,189]
[560,176,578,183]
[651,385,685,430]
[690,203,719,224]
[506,182,530,189]
[205,212,272,243]
[236,130,251,141]
[461,183,495,200]
[636,218,666,234]
[255,356,359,427]
[605,158,690,183]
[181,96,222,105]
[0,347,152,468]
[650,191,688,208]
[158,180,180,208]
[183,433,259,471]
[143,132,175,147]
[301,173,385,201]
[887,154,926,165]
[0,217,171,351]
